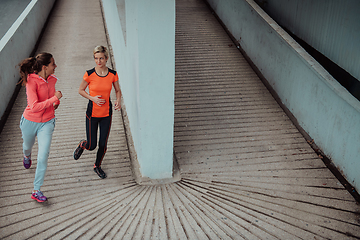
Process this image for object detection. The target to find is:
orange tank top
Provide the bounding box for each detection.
[83,68,119,118]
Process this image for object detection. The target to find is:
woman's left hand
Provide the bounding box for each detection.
[114,101,121,111]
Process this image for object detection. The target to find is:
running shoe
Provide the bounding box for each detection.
[73,139,86,160]
[94,166,107,179]
[23,155,31,169]
[31,190,47,202]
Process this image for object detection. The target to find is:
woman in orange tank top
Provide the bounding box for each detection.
[73,46,121,179]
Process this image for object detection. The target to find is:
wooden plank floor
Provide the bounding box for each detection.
[0,0,359,239]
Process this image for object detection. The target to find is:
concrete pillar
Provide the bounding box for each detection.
[101,0,177,183]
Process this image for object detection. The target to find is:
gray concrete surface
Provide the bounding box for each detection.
[0,0,359,239]
[0,0,31,39]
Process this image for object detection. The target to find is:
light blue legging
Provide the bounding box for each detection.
[20,116,55,190]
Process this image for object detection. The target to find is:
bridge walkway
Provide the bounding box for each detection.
[0,0,359,239]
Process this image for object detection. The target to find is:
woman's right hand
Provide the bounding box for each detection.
[55,91,63,99]
[92,95,106,106]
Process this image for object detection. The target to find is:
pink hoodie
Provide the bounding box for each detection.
[22,73,60,123]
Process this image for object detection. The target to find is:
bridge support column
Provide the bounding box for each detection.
[101,0,178,184]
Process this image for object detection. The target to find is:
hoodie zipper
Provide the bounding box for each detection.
[39,75,49,122]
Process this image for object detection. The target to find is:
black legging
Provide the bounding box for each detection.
[82,115,112,167]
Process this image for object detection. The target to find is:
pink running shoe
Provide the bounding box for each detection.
[31,191,47,202]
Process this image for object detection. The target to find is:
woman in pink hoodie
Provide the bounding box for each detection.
[18,52,62,202]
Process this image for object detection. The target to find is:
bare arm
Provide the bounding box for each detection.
[113,80,122,111]
[78,79,105,106]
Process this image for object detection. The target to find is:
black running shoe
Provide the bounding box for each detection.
[73,139,85,160]
[94,166,107,179]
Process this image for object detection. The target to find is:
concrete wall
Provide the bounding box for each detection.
[0,0,55,121]
[258,0,360,82]
[101,0,175,181]
[206,0,360,192]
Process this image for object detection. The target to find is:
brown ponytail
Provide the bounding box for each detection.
[18,52,53,85]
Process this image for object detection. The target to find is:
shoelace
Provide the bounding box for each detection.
[24,156,31,164]
[34,191,44,197]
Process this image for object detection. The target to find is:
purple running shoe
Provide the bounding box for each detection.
[23,156,31,169]
[31,191,47,202]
